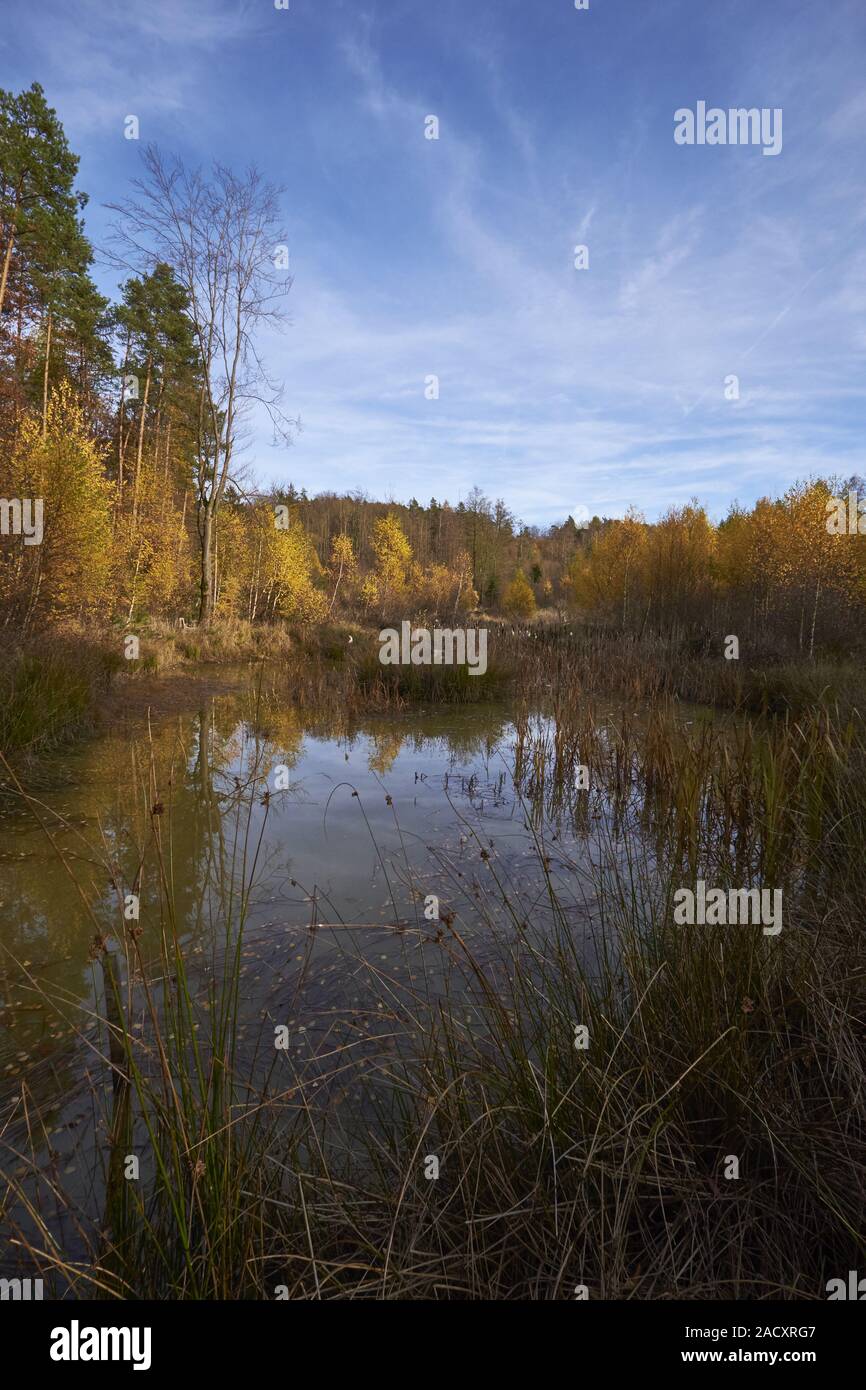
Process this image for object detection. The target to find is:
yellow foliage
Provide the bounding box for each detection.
[270,516,327,622]
[4,384,113,625]
[504,567,536,618]
[367,512,412,616]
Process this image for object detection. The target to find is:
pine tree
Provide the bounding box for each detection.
[0,84,85,326]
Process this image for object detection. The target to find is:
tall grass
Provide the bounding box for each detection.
[1,668,864,1299]
[0,632,119,759]
[2,617,860,770]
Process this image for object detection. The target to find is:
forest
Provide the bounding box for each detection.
[2,83,865,661]
[1,74,866,1316]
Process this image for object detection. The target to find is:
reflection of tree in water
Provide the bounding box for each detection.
[0,700,263,1036]
[0,685,514,1082]
[2,690,510,939]
[367,729,406,775]
[367,720,510,780]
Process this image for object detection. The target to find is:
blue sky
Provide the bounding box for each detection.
[3,0,865,525]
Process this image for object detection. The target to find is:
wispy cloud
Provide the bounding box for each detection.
[6,0,866,523]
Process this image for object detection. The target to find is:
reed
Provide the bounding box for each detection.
[1,654,864,1300]
[0,631,118,759]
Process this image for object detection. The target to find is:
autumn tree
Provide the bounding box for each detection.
[644,501,715,636]
[780,481,862,657]
[364,512,412,619]
[327,533,356,614]
[566,508,648,627]
[269,514,327,623]
[109,148,294,624]
[504,567,536,618]
[1,383,112,631]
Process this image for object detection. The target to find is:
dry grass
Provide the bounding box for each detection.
[1,683,864,1299]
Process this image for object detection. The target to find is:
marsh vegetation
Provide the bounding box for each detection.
[1,631,864,1300]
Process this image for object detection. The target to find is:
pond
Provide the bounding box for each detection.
[2,666,628,1275]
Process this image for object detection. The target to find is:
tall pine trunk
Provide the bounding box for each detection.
[41,310,52,437]
[0,230,15,322]
[130,357,152,526]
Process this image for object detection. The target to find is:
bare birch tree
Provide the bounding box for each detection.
[109,146,295,623]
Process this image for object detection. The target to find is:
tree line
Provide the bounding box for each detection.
[1,83,864,654]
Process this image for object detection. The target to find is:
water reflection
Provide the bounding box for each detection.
[0,678,528,1104]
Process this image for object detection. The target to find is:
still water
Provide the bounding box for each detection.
[1,668,613,1250]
